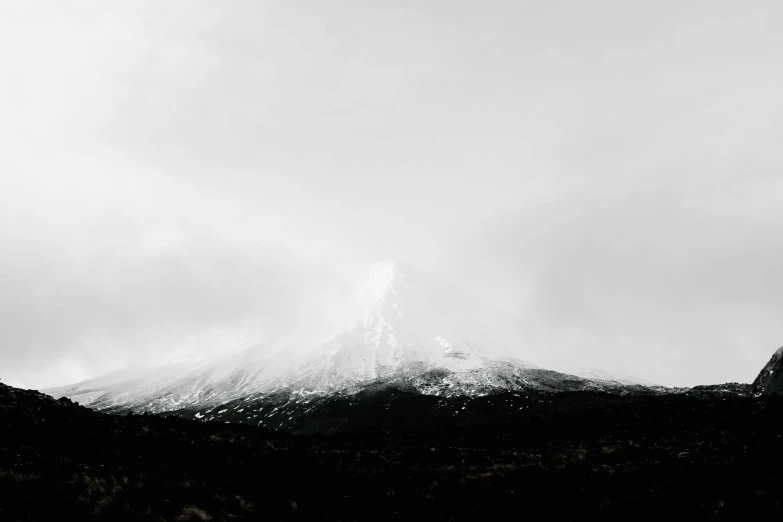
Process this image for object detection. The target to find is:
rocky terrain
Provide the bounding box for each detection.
[4,377,783,520]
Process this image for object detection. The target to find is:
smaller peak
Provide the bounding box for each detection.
[368,259,402,274]
[366,260,413,284]
[365,259,402,284]
[358,260,413,304]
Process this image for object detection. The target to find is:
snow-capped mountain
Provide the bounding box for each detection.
[44,261,654,424]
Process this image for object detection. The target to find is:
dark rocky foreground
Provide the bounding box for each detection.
[3,381,783,520]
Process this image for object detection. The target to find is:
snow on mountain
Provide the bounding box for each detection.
[43,260,651,415]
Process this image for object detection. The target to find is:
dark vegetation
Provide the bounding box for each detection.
[3,381,783,520]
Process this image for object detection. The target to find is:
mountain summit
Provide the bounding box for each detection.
[282,261,497,393]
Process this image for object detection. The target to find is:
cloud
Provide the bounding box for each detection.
[0,217,348,388]
[0,141,355,389]
[441,178,783,386]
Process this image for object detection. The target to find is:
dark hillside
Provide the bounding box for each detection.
[3,382,783,520]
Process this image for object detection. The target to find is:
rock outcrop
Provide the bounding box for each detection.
[752,347,783,395]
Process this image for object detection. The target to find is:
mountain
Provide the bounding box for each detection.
[752,346,783,395]
[44,261,656,430]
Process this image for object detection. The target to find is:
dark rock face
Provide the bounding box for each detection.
[752,347,783,395]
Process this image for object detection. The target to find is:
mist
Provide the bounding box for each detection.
[1,1,782,389]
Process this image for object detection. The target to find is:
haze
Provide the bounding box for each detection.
[1,1,782,389]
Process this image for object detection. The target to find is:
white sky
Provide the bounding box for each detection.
[1,1,782,388]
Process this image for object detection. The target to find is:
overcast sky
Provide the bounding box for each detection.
[1,1,782,389]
